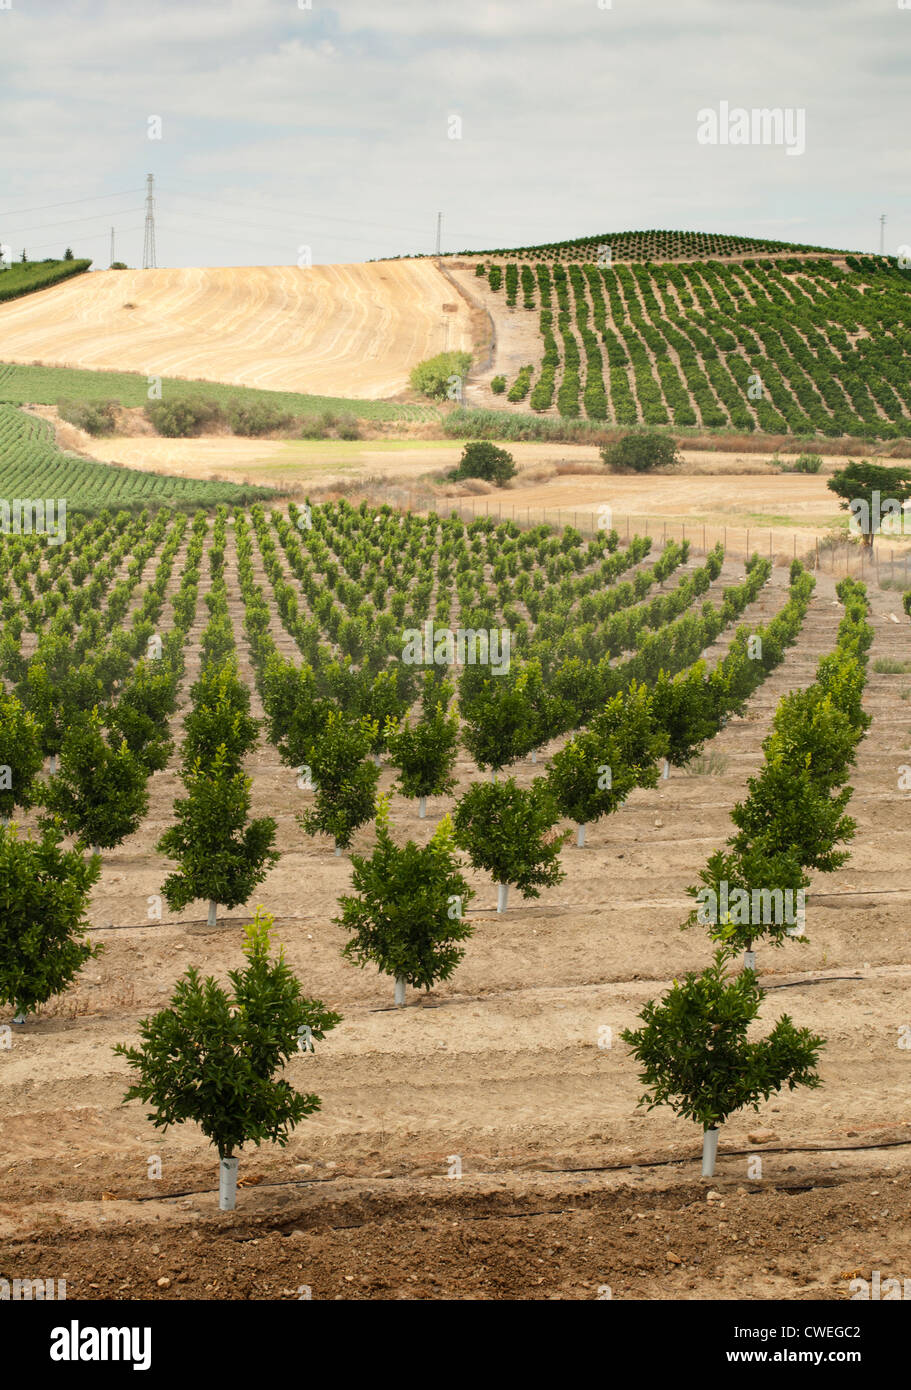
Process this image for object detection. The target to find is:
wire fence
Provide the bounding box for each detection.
[377,488,911,582]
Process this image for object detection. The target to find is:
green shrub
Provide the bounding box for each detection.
[409,351,472,402]
[300,418,327,439]
[335,412,361,441]
[601,432,682,473]
[57,398,119,436]
[507,364,534,402]
[456,440,516,486]
[490,376,507,395]
[781,452,823,474]
[226,401,294,436]
[145,396,225,437]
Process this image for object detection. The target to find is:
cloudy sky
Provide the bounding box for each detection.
[1,0,908,268]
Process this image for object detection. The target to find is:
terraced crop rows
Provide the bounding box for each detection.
[0,403,273,513]
[476,255,911,439]
[467,229,849,264]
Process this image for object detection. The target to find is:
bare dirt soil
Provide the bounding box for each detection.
[0,263,473,399]
[2,530,910,1300]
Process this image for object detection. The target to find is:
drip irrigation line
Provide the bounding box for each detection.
[88,883,911,934]
[118,1136,911,1205]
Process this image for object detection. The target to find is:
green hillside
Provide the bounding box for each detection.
[474,253,911,440]
[0,404,273,514]
[465,230,850,264]
[0,362,437,422]
[0,257,92,304]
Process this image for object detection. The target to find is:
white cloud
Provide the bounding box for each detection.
[0,0,907,267]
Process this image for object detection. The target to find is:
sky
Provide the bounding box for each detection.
[0,0,909,269]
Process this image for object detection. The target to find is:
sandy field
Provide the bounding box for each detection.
[67,421,877,556]
[0,263,473,398]
[2,521,910,1300]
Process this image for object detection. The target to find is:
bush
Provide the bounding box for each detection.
[781,452,823,474]
[110,261,129,270]
[904,591,911,620]
[601,432,683,473]
[57,398,119,436]
[145,396,225,437]
[226,401,294,436]
[335,412,361,441]
[490,376,507,395]
[300,418,327,439]
[456,440,516,486]
[409,351,472,402]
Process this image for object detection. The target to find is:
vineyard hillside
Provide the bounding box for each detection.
[450,228,851,263]
[450,252,911,440]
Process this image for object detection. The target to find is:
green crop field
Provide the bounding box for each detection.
[0,362,439,422]
[0,404,274,513]
[475,253,911,440]
[0,258,92,304]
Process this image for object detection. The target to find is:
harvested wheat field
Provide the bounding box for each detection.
[0,263,473,398]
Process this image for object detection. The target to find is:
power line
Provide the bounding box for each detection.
[18,226,144,255]
[0,189,145,219]
[156,215,423,253]
[0,207,145,235]
[157,183,481,241]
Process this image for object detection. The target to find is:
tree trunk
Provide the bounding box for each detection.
[394,976,407,1007]
[490,769,498,784]
[91,845,102,859]
[530,749,537,764]
[418,796,426,819]
[48,754,57,775]
[702,1126,720,1177]
[743,949,756,972]
[662,759,670,780]
[576,823,587,848]
[207,899,217,928]
[334,842,342,857]
[496,883,509,913]
[12,1009,26,1025]
[0,816,8,828]
[219,1155,239,1211]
